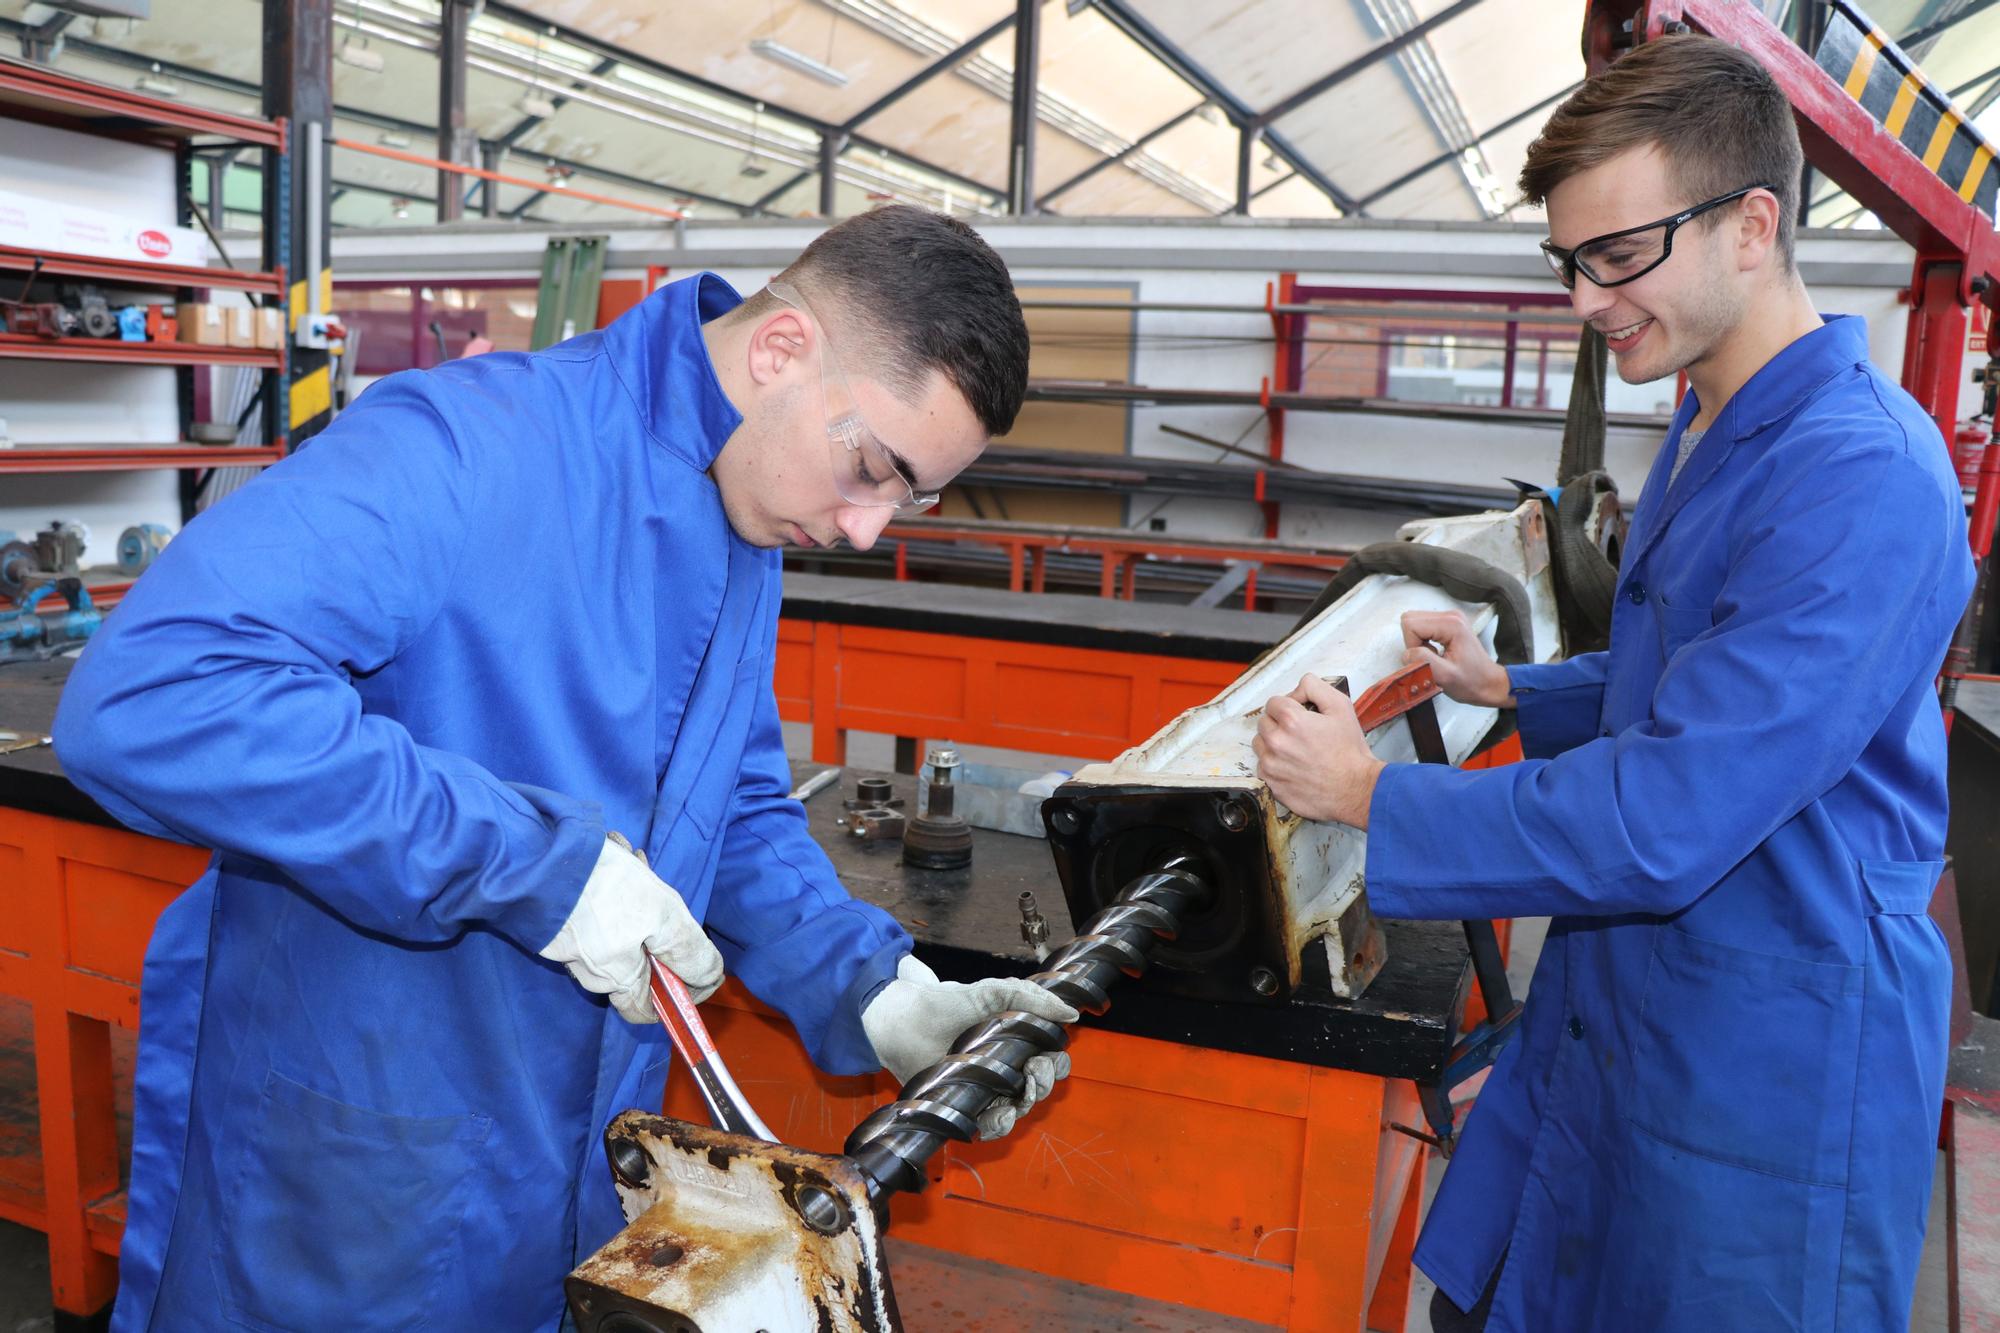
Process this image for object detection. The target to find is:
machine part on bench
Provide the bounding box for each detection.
[902,746,972,871]
[842,856,1207,1203]
[1044,501,1562,1002]
[845,807,908,844]
[570,1112,897,1333]
[838,776,908,846]
[844,776,901,811]
[1017,890,1051,960]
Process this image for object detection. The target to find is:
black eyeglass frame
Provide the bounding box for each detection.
[1540,184,1777,290]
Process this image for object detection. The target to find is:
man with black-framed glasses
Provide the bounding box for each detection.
[1254,34,1972,1333]
[55,205,1055,1331]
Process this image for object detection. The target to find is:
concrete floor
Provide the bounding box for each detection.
[0,730,1957,1330]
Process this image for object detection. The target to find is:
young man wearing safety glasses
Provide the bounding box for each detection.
[55,205,1056,1331]
[1254,35,1972,1333]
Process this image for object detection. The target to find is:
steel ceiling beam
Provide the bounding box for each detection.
[483,54,619,212]
[1250,0,1489,130]
[19,10,72,64]
[1086,0,1359,214]
[1897,0,2000,51]
[480,0,1003,206]
[1,23,763,220]
[1352,80,1579,212]
[1007,0,1044,213]
[437,0,471,222]
[1036,99,1204,208]
[842,11,1018,132]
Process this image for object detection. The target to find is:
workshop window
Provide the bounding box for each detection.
[335,281,540,376]
[1292,285,1677,417]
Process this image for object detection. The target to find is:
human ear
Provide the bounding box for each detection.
[746,309,811,387]
[1736,189,1782,272]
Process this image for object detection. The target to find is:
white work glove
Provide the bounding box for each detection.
[861,954,1078,1140]
[538,834,725,1024]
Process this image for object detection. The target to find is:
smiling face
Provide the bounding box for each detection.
[1544,145,1749,387]
[708,303,987,553]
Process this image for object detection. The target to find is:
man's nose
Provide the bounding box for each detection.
[837,504,896,553]
[1567,274,1615,324]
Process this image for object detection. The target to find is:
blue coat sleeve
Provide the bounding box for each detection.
[52,374,602,952]
[1506,653,1608,759]
[702,609,910,1075]
[1364,439,1964,922]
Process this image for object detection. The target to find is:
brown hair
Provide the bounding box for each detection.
[728,205,1029,437]
[1519,34,1803,266]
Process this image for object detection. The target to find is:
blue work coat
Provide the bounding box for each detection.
[1367,316,1972,1332]
[53,273,910,1332]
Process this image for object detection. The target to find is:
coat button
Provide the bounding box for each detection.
[1627,584,1646,604]
[1568,1017,1585,1040]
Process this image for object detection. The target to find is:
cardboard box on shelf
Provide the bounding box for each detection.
[180,303,227,346]
[254,306,284,350]
[225,305,255,349]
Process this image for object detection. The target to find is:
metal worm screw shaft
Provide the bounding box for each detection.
[844,856,1208,1202]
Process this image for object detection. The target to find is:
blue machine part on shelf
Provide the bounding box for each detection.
[117,524,174,576]
[0,579,101,665]
[118,306,148,341]
[0,534,34,603]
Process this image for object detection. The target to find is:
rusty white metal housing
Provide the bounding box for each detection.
[1053,500,1560,1001]
[567,1112,897,1333]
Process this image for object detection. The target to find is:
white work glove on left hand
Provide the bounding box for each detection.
[538,835,725,1024]
[861,954,1079,1140]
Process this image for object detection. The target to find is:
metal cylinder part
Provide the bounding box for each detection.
[902,744,972,870]
[843,855,1207,1201]
[116,524,173,577]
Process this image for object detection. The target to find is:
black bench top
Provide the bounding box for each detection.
[779,573,1297,663]
[2,655,1468,1081]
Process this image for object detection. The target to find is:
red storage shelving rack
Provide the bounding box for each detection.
[0,56,289,515]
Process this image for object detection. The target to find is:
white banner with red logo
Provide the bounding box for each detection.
[0,187,210,268]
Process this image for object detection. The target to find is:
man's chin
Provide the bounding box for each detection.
[1611,351,1674,387]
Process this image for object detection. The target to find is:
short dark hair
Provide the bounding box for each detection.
[1519,34,1803,266]
[735,205,1029,437]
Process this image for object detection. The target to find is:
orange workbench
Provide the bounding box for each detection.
[1,583,1498,1331]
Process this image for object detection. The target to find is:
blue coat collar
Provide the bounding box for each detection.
[1692,313,1871,447]
[600,271,745,471]
[1628,314,1871,571]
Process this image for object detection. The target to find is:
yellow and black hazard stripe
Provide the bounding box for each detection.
[1814,0,1996,221]
[287,265,335,442]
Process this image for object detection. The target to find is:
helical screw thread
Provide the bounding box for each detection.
[844,855,1207,1201]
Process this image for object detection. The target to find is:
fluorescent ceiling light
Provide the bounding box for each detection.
[750,39,849,87]
[135,64,179,98]
[377,131,412,149]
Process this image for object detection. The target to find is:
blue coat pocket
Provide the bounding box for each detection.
[1623,925,1862,1186]
[1654,599,1712,657]
[220,1069,492,1332]
[1860,858,1943,916]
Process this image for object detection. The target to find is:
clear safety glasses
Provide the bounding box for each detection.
[1540,184,1773,290]
[765,282,940,514]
